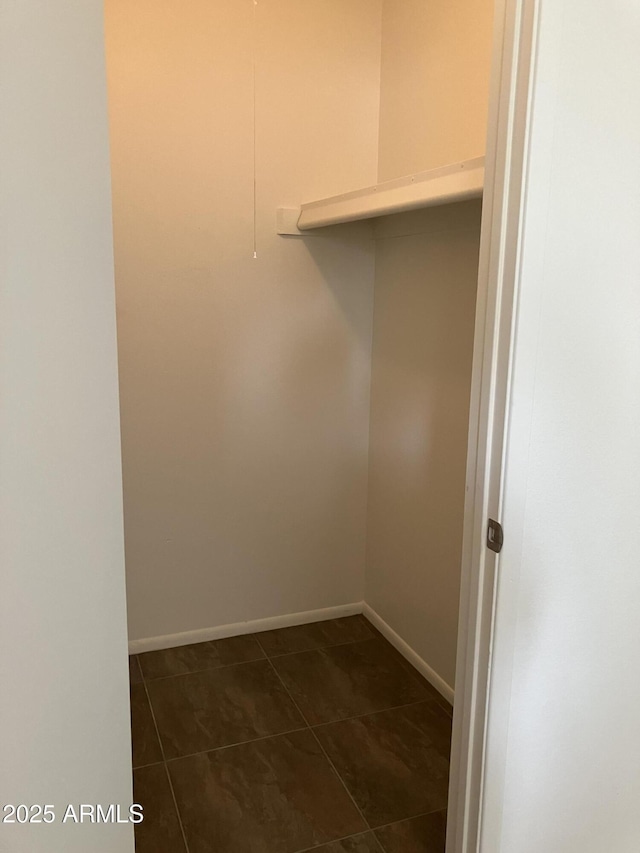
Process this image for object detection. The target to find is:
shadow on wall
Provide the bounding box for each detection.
[280,221,376,350]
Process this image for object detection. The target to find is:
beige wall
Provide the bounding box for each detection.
[366,0,493,691]
[107,0,493,690]
[377,0,494,181]
[365,203,481,690]
[0,1,133,850]
[105,0,382,643]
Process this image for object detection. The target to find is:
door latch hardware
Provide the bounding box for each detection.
[487,518,503,553]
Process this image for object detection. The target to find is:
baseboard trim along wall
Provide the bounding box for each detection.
[128,602,364,654]
[363,604,455,705]
[129,599,455,705]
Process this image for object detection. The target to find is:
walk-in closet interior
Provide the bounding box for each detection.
[105,1,495,850]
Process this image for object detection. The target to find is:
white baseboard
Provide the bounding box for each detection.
[128,601,364,654]
[362,604,455,705]
[129,599,454,706]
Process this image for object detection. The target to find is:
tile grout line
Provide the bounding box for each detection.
[134,628,441,722]
[132,759,164,772]
[260,629,378,660]
[146,640,442,765]
[134,624,378,682]
[159,696,433,766]
[265,618,452,716]
[396,656,453,718]
[372,806,448,833]
[164,725,311,765]
[138,653,268,683]
[292,828,385,853]
[372,807,449,853]
[259,647,374,839]
[140,666,191,853]
[359,617,454,718]
[305,726,374,836]
[143,633,435,769]
[135,638,451,721]
[291,807,448,853]
[309,698,438,731]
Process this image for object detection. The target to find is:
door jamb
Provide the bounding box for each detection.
[446,0,540,850]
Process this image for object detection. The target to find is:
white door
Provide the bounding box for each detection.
[451,0,640,851]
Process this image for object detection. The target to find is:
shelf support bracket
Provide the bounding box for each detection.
[276,207,305,236]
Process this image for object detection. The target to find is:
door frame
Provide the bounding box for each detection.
[447,0,540,850]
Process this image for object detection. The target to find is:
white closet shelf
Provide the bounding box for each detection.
[277,157,484,234]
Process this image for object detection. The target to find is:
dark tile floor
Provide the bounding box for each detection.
[129,615,452,853]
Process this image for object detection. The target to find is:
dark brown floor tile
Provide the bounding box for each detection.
[396,664,454,717]
[272,638,432,725]
[360,617,385,639]
[147,659,304,759]
[133,763,186,853]
[360,621,452,712]
[129,655,143,684]
[375,811,447,853]
[308,832,383,853]
[386,654,452,714]
[256,616,374,657]
[315,702,451,827]
[168,729,367,853]
[138,635,265,680]
[130,684,163,769]
[434,696,453,718]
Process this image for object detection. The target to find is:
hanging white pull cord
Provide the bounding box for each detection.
[252,0,258,259]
